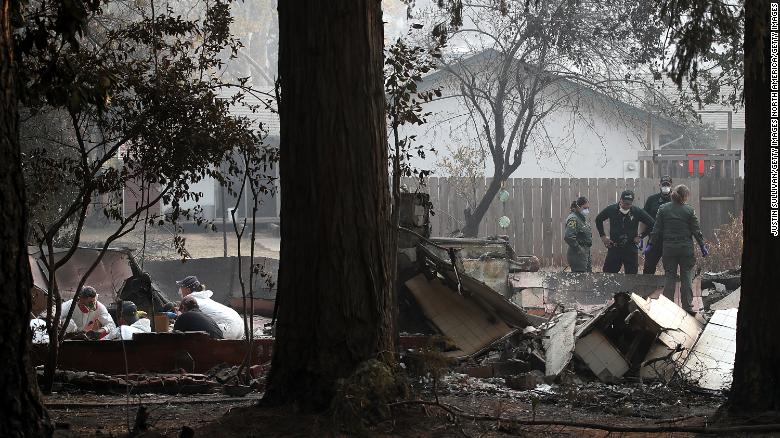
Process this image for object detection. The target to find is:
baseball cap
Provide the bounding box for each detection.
[620,190,635,202]
[121,301,138,316]
[660,175,672,186]
[176,275,201,290]
[121,301,138,323]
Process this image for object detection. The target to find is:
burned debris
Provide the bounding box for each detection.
[28,193,740,422]
[393,192,739,396]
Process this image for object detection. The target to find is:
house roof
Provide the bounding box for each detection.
[420,49,684,133]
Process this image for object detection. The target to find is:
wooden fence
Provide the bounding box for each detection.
[402,177,744,267]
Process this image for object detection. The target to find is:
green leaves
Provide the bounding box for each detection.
[20,0,270,248]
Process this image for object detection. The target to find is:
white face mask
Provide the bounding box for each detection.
[661,186,671,194]
[619,207,630,214]
[580,208,590,216]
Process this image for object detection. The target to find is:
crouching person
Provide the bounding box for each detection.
[177,276,244,339]
[60,286,116,340]
[103,301,151,340]
[173,296,224,339]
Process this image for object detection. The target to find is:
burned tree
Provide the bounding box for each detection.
[264,1,394,409]
[426,0,668,237]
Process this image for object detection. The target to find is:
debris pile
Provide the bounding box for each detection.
[444,288,738,393]
[39,362,270,396]
[42,370,220,395]
[431,374,724,420]
[394,219,739,395]
[700,268,741,311]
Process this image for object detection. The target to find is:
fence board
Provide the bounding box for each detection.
[511,178,524,254]
[551,179,562,266]
[532,178,543,259]
[487,178,501,237]
[412,176,741,266]
[453,178,466,236]
[523,179,534,255]
[637,178,655,211]
[483,177,494,236]
[438,178,451,235]
[688,178,701,225]
[541,179,553,265]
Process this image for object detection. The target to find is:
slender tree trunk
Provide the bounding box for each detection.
[728,0,780,413]
[264,0,394,410]
[0,0,52,434]
[462,174,503,237]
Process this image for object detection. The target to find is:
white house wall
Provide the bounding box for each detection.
[162,177,217,220]
[399,80,657,179]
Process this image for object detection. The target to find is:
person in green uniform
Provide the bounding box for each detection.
[564,196,592,272]
[642,176,673,274]
[646,184,708,313]
[595,190,655,274]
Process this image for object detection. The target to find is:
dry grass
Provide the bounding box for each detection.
[701,213,743,272]
[78,225,280,261]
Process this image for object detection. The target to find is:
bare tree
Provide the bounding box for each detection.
[425,0,669,236]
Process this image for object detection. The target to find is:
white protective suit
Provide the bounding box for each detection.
[102,318,152,340]
[60,299,116,334]
[30,318,49,344]
[187,290,244,339]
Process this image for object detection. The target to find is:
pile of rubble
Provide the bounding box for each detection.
[42,370,220,395]
[40,362,268,396]
[395,208,739,394]
[431,373,723,419]
[471,290,737,392]
[701,268,741,311]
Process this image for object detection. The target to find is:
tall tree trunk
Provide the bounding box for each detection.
[0,0,52,435]
[264,0,394,410]
[728,0,780,413]
[462,175,503,237]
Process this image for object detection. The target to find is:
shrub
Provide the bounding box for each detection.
[701,213,743,272]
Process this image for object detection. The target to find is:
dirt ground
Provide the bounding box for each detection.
[78,225,280,261]
[47,374,773,438]
[47,393,260,437]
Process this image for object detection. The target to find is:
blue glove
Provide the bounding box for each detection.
[642,243,652,256]
[637,239,644,250]
[164,311,178,319]
[700,244,709,257]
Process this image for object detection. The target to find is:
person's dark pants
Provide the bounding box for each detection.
[642,242,664,274]
[662,254,696,312]
[602,245,639,274]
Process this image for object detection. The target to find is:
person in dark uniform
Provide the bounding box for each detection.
[646,184,708,313]
[173,296,224,339]
[595,190,655,274]
[642,176,673,274]
[564,196,593,272]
